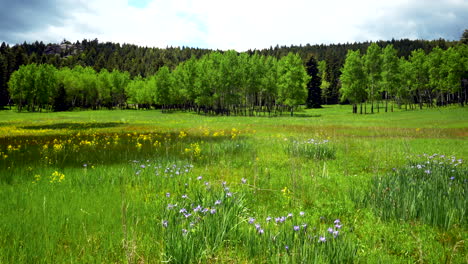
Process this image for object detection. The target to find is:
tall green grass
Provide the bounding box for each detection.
[366,154,467,229]
[0,105,466,263]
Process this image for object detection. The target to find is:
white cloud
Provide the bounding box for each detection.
[1,0,466,50]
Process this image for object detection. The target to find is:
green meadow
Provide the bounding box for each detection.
[0,105,467,263]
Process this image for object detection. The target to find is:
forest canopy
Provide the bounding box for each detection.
[1,36,467,114]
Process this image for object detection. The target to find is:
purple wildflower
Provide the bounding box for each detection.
[181,194,188,199]
[179,208,187,214]
[319,236,326,243]
[241,178,247,184]
[197,176,202,180]
[248,217,256,224]
[214,200,221,205]
[293,225,300,231]
[258,229,264,234]
[166,192,170,198]
[193,205,202,212]
[210,209,216,214]
[162,220,168,228]
[226,192,233,197]
[333,231,339,238]
[327,227,334,233]
[266,216,272,222]
[299,211,305,216]
[335,224,342,229]
[334,219,341,224]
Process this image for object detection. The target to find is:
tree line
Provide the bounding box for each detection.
[8,51,312,116]
[2,32,467,109]
[340,43,468,114]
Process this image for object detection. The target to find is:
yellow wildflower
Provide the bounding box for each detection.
[179,131,187,139]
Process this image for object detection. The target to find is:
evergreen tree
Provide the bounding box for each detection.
[305,56,322,108]
[52,82,70,111]
[0,53,9,108]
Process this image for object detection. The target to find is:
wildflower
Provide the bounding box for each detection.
[140,164,146,169]
[166,192,170,198]
[226,192,233,197]
[214,200,221,205]
[179,208,187,214]
[193,205,202,212]
[210,209,216,214]
[424,169,431,174]
[182,229,188,235]
[416,164,422,169]
[319,236,326,243]
[287,213,293,218]
[258,229,264,234]
[248,217,256,224]
[333,231,339,238]
[184,213,192,218]
[197,176,202,180]
[335,224,342,229]
[299,211,305,216]
[285,245,289,250]
[275,216,286,223]
[450,176,455,180]
[202,208,209,214]
[162,220,168,228]
[167,204,175,209]
[83,164,88,168]
[266,216,272,222]
[241,178,247,184]
[182,194,188,199]
[255,224,261,230]
[334,219,341,224]
[302,224,308,230]
[327,227,334,233]
[293,226,300,231]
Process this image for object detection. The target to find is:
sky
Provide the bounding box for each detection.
[0,0,467,51]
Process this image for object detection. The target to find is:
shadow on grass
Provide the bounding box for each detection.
[21,122,126,130]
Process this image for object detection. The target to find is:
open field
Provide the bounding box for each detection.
[0,105,467,263]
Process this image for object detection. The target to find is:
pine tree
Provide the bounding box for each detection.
[305,56,322,108]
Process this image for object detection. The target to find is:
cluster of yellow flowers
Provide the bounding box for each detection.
[231,128,240,139]
[178,131,187,139]
[184,143,201,158]
[7,145,21,151]
[50,171,65,183]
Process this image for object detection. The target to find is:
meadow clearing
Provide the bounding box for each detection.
[0,105,467,263]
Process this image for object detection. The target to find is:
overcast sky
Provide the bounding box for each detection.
[0,0,467,51]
